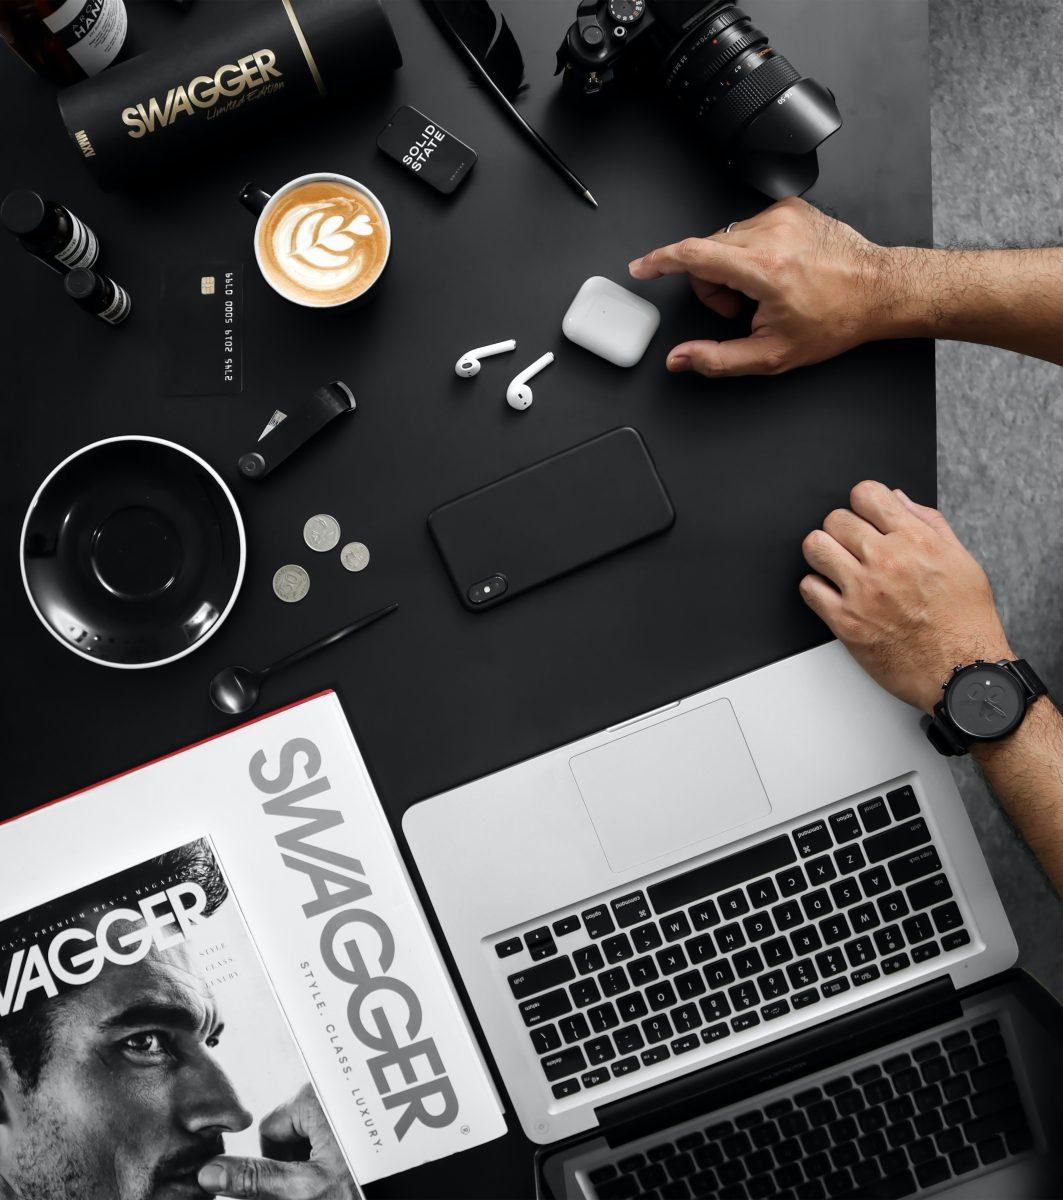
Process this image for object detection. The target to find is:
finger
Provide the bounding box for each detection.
[666,332,789,377]
[849,479,922,535]
[629,237,765,297]
[893,489,961,543]
[198,1156,323,1200]
[798,573,844,626]
[690,276,745,318]
[822,507,882,562]
[801,529,859,589]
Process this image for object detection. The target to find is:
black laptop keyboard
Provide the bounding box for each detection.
[583,1017,1033,1200]
[495,783,974,1102]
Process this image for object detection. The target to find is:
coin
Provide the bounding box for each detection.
[303,514,341,552]
[272,564,310,603]
[340,541,371,572]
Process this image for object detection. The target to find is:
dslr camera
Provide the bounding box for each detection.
[556,0,842,198]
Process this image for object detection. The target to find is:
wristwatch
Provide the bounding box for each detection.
[923,659,1048,756]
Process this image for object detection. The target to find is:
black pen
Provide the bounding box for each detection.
[423,0,598,209]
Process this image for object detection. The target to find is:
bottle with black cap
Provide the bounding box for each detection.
[65,266,131,325]
[2,188,100,274]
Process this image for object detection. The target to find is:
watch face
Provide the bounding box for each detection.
[944,664,1024,739]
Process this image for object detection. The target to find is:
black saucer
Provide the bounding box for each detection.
[21,437,245,668]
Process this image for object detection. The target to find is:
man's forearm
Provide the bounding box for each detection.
[871,247,1063,365]
[971,697,1063,893]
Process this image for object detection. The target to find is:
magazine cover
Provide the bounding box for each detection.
[0,836,361,1200]
[0,693,505,1184]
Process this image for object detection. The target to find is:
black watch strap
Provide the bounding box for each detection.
[1008,658,1048,701]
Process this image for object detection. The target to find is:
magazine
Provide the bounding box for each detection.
[0,692,505,1187]
[0,836,362,1199]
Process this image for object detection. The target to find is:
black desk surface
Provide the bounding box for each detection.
[1,2,932,1196]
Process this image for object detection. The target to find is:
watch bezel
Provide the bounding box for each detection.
[942,661,1025,742]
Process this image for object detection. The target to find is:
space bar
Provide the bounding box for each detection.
[648,835,797,914]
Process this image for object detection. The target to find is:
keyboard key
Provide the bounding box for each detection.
[702,1021,730,1043]
[541,1046,586,1081]
[820,914,851,944]
[675,968,706,999]
[787,959,818,989]
[617,993,648,1021]
[641,1045,670,1066]
[574,945,605,975]
[792,925,823,955]
[648,836,797,914]
[684,932,715,964]
[977,1134,1008,1164]
[671,1002,701,1032]
[660,912,692,942]
[671,1034,699,1054]
[582,905,615,939]
[552,915,580,937]
[716,922,746,953]
[874,925,904,956]
[762,999,790,1021]
[614,1026,644,1054]
[611,1055,640,1077]
[822,977,850,998]
[642,1014,672,1043]
[834,843,866,875]
[551,1078,580,1099]
[688,899,720,930]
[830,878,861,907]
[793,987,820,1009]
[886,784,920,820]
[851,964,880,987]
[866,819,931,868]
[703,958,736,989]
[603,933,634,963]
[734,948,764,978]
[495,937,522,958]
[729,980,760,1010]
[719,888,750,919]
[525,926,556,960]
[743,912,774,941]
[657,945,688,974]
[773,899,803,930]
[758,969,787,999]
[830,808,862,843]
[907,875,953,916]
[587,1165,618,1185]
[942,929,971,952]
[647,981,678,1011]
[763,935,793,966]
[844,936,875,966]
[883,953,911,975]
[560,1013,590,1043]
[794,821,832,857]
[731,1012,760,1032]
[889,845,942,886]
[859,864,891,896]
[589,1002,619,1032]
[903,912,934,943]
[520,989,572,1025]
[932,902,963,932]
[802,889,831,920]
[509,956,575,1000]
[531,1025,561,1054]
[973,1019,999,1040]
[600,967,628,997]
[581,1068,610,1089]
[700,993,731,1022]
[942,1030,971,1051]
[816,947,847,977]
[571,978,601,1007]
[585,1035,615,1065]
[776,865,807,896]
[858,796,891,831]
[850,903,880,933]
[748,877,779,907]
[631,922,663,952]
[611,891,651,928]
[806,855,837,885]
[878,890,910,922]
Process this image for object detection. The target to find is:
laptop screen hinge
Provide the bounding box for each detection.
[595,977,960,1145]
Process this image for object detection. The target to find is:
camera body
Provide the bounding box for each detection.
[555,0,842,198]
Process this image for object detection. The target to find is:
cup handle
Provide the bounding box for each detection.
[238,183,272,216]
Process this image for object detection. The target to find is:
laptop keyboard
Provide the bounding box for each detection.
[495,782,974,1103]
[583,1017,1033,1200]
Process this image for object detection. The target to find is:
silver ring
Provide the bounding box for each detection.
[725,221,738,234]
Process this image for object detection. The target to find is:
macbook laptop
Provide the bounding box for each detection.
[403,641,1053,1196]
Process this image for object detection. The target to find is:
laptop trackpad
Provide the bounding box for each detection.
[570,699,771,873]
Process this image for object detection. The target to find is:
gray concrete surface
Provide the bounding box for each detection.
[929,0,1063,997]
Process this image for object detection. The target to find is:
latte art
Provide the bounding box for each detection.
[257,180,388,306]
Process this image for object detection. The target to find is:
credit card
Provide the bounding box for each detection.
[160,261,243,394]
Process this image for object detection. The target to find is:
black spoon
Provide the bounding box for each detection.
[209,603,398,715]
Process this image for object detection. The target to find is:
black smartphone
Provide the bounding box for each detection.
[427,427,675,611]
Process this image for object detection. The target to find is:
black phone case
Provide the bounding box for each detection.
[427,427,675,611]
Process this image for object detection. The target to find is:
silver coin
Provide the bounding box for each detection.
[340,541,371,572]
[303,513,341,552]
[272,564,310,603]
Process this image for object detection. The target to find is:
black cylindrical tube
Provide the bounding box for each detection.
[57,0,402,189]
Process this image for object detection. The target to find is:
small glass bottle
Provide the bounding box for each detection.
[2,189,100,274]
[65,266,131,325]
[0,0,128,86]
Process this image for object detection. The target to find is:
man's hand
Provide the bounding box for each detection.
[198,1085,357,1200]
[628,197,892,377]
[798,480,1012,713]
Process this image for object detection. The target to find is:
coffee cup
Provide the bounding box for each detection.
[239,173,391,308]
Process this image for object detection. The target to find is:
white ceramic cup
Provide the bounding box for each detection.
[239,172,391,308]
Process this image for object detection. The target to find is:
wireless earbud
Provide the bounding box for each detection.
[455,338,517,378]
[506,352,554,411]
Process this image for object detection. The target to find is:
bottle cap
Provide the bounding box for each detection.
[1,189,47,235]
[65,267,100,300]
